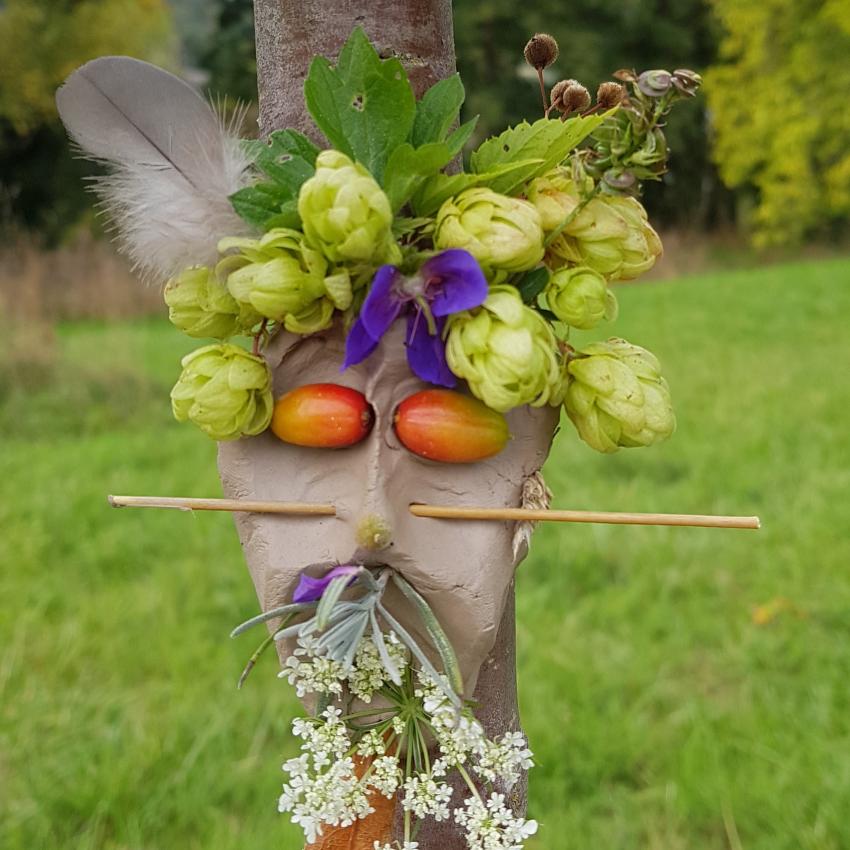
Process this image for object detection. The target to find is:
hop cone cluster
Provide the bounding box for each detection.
[164,266,252,339]
[533,173,662,280]
[446,285,566,412]
[564,338,675,453]
[297,150,400,266]
[546,266,617,330]
[171,344,273,441]
[435,188,544,275]
[217,228,353,334]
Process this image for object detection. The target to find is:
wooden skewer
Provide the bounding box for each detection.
[108,495,760,530]
[107,495,336,516]
[409,504,761,530]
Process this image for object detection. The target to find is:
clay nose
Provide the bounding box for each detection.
[354,513,393,551]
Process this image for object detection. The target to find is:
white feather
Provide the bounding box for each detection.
[56,56,253,283]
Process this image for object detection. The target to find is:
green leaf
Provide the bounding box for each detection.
[411,158,544,216]
[229,184,292,230]
[383,142,453,212]
[411,74,465,146]
[390,573,464,698]
[516,266,551,304]
[445,116,478,156]
[230,130,318,230]
[316,574,354,631]
[470,112,612,193]
[304,27,416,181]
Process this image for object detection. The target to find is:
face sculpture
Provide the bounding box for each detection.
[218,322,560,694]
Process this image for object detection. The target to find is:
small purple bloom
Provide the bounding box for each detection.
[343,249,488,386]
[293,564,360,603]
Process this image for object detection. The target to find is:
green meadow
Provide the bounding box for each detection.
[2,257,849,850]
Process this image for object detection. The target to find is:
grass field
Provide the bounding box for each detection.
[2,257,849,850]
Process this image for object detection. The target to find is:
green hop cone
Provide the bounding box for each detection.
[564,338,675,453]
[163,266,254,339]
[434,188,545,275]
[297,150,400,266]
[548,193,663,281]
[446,284,566,412]
[170,344,273,441]
[545,265,618,330]
[526,171,586,232]
[218,228,352,333]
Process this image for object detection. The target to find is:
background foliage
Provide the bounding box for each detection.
[705,0,850,246]
[1,0,848,247]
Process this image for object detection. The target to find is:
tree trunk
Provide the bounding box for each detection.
[251,2,528,845]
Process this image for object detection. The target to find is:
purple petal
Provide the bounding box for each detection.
[422,250,489,317]
[405,312,456,388]
[359,265,404,340]
[343,317,380,369]
[293,565,360,603]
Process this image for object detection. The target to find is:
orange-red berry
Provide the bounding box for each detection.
[271,383,374,448]
[394,389,510,463]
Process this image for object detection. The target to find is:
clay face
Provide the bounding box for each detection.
[218,322,559,694]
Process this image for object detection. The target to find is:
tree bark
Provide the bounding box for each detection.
[252,2,528,845]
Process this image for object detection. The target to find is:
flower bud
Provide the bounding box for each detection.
[671,68,702,97]
[596,81,626,110]
[546,266,618,330]
[637,69,673,98]
[217,228,351,333]
[547,192,663,281]
[297,150,399,265]
[446,284,566,412]
[171,344,273,441]
[435,188,544,274]
[523,33,559,70]
[564,338,675,453]
[164,266,253,339]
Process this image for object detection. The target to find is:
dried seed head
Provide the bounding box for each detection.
[549,79,572,110]
[597,81,626,110]
[524,33,559,70]
[560,82,591,114]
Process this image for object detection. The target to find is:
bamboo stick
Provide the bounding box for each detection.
[107,495,336,516]
[409,504,761,530]
[107,495,760,529]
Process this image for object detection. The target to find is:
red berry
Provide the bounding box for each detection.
[394,389,510,463]
[271,383,374,448]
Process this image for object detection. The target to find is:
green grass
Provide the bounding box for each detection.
[2,257,849,850]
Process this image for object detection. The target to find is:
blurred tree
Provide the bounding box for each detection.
[705,0,850,246]
[453,0,730,228]
[0,0,176,242]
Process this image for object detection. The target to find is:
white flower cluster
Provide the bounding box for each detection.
[454,793,539,850]
[277,635,538,850]
[348,632,409,701]
[281,632,409,701]
[280,706,395,844]
[401,773,453,821]
[279,634,345,698]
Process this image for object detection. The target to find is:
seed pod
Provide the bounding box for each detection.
[271,383,374,448]
[523,33,559,70]
[394,389,510,463]
[596,81,626,110]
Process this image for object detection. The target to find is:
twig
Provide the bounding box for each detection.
[409,504,761,530]
[108,495,335,516]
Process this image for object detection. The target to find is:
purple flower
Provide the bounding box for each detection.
[293,565,360,603]
[343,249,488,386]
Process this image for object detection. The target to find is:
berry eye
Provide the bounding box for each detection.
[271,383,374,448]
[393,389,510,463]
